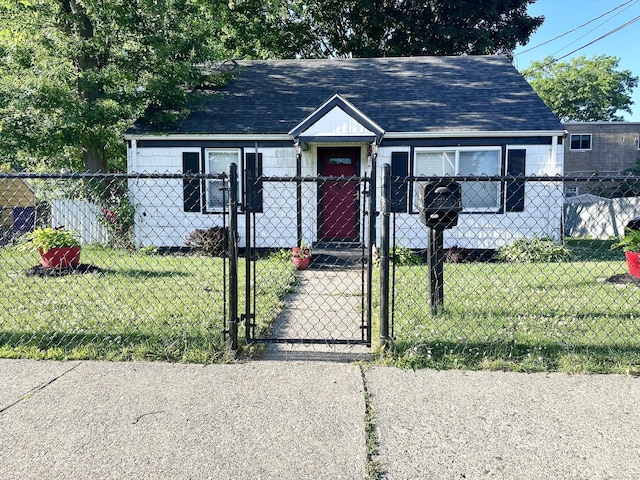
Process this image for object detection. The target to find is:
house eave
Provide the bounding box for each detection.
[125,129,568,143]
[124,133,293,141]
[384,130,567,139]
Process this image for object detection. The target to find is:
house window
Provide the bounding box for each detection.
[570,134,592,151]
[205,149,240,210]
[565,186,579,197]
[413,147,501,212]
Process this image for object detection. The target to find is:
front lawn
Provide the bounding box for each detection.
[388,243,640,373]
[0,245,294,362]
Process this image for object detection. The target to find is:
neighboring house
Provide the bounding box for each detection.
[0,174,35,242]
[125,56,565,250]
[563,122,640,197]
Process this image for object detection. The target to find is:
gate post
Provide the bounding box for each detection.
[228,163,239,352]
[379,163,391,349]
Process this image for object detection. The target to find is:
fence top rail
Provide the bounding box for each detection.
[2,172,639,183]
[261,175,369,183]
[403,175,640,183]
[0,172,228,180]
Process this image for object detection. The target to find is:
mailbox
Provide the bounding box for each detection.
[417,180,462,229]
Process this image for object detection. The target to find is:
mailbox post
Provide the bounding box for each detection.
[417,180,462,314]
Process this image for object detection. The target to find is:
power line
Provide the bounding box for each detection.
[554,15,640,61]
[547,0,638,59]
[523,14,640,72]
[516,0,636,56]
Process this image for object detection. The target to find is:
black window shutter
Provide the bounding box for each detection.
[390,152,409,213]
[506,149,526,212]
[246,152,263,212]
[182,152,201,212]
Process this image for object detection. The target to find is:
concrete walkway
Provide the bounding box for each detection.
[262,267,371,361]
[2,359,640,479]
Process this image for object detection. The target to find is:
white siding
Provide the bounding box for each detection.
[129,145,300,248]
[375,143,564,250]
[300,106,375,136]
[128,142,564,250]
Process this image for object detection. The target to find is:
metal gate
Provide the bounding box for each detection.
[240,172,374,346]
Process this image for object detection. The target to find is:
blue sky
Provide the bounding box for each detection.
[513,0,640,121]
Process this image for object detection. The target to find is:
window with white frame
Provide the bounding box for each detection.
[205,149,240,210]
[570,134,591,151]
[413,147,501,212]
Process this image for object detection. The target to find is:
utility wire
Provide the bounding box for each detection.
[516,0,636,56]
[522,14,640,72]
[554,15,640,61]
[547,0,638,59]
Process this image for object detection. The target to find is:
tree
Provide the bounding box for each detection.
[224,0,543,59]
[1,0,543,170]
[523,55,639,122]
[0,0,229,171]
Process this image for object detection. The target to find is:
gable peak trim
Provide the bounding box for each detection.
[289,93,385,142]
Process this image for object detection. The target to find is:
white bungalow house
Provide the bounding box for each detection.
[125,56,565,250]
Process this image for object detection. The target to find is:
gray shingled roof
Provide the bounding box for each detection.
[129,56,563,135]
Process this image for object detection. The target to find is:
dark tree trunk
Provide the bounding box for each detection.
[83,148,107,172]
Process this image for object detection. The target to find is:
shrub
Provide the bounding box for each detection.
[186,227,229,256]
[391,246,423,266]
[91,174,135,249]
[445,246,473,263]
[19,226,80,253]
[496,238,571,263]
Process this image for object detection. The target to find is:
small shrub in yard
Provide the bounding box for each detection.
[445,246,474,263]
[391,246,423,266]
[496,237,571,263]
[186,227,229,256]
[268,249,293,262]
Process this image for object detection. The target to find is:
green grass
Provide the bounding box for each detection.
[387,242,640,373]
[0,245,295,362]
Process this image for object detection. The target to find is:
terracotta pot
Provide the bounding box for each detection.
[625,251,640,279]
[39,246,82,268]
[292,255,311,270]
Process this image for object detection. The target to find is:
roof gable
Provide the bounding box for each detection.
[289,93,384,143]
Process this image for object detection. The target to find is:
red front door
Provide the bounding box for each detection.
[318,148,359,242]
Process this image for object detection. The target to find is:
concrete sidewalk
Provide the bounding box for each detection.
[2,359,640,479]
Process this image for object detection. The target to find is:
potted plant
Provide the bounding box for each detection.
[292,241,312,270]
[20,226,82,268]
[611,228,640,279]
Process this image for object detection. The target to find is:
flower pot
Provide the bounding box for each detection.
[292,255,311,270]
[625,251,640,279]
[39,246,82,268]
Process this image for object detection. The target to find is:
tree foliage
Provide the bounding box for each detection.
[224,0,543,59]
[1,0,543,171]
[523,55,639,122]
[0,0,229,171]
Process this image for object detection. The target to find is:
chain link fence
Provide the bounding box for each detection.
[243,174,372,346]
[0,172,236,362]
[1,171,639,371]
[382,173,640,372]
